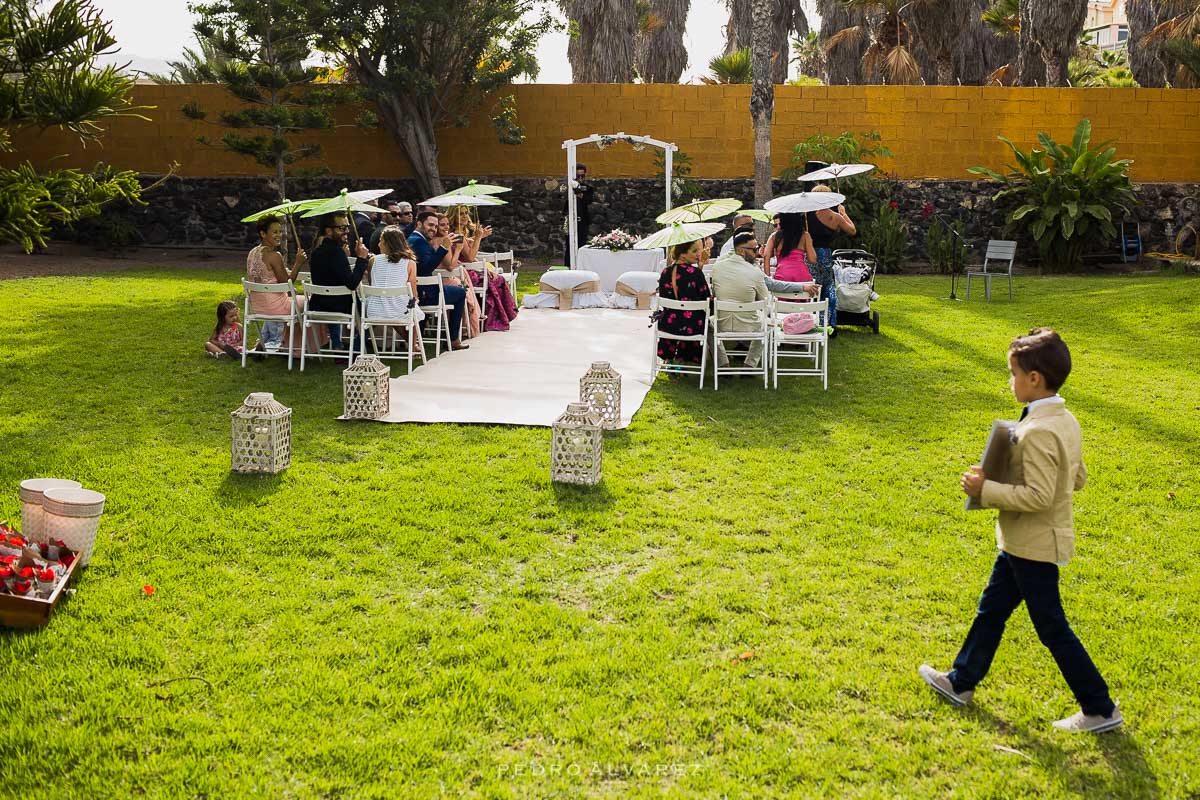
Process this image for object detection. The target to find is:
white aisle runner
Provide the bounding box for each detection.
[376,308,653,427]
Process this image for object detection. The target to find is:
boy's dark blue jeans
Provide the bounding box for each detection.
[948,551,1116,717]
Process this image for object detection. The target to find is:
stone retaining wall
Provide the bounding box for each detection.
[65,175,1198,266]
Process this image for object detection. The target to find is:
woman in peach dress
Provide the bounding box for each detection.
[245,215,324,354]
[434,212,482,338]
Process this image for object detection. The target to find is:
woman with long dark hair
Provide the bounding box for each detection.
[656,238,712,365]
[771,213,818,284]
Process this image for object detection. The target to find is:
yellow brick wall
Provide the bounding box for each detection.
[4,84,1199,183]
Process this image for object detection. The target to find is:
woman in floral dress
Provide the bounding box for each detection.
[656,238,712,364]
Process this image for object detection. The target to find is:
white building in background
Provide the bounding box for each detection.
[1086,0,1130,52]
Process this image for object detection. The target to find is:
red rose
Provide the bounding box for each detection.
[36,569,56,582]
[0,555,17,566]
[888,201,899,210]
[61,553,75,568]
[0,566,13,579]
[13,580,32,595]
[143,584,156,596]
[921,202,934,220]
[17,566,34,580]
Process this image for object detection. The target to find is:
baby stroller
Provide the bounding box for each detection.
[831,249,880,334]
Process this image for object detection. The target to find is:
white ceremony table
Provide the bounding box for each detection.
[575,247,665,291]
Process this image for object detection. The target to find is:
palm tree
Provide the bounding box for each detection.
[148,32,231,83]
[961,0,1017,84]
[1017,0,1048,84]
[1139,0,1200,87]
[561,0,637,82]
[825,0,921,85]
[750,0,774,211]
[636,0,690,83]
[791,30,825,78]
[1028,0,1087,86]
[1126,0,1169,87]
[818,0,867,83]
[726,0,808,84]
[703,48,753,83]
[910,0,973,84]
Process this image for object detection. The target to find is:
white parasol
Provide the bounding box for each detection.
[796,163,876,182]
[763,192,846,214]
[420,193,507,207]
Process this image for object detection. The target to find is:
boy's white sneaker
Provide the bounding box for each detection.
[919,664,974,706]
[1053,706,1123,733]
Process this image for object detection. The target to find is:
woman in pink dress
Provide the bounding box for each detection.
[771,212,818,284]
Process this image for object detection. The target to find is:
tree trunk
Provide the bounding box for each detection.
[638,0,690,83]
[1017,0,1045,85]
[1126,0,1168,87]
[375,92,444,199]
[750,0,773,212]
[1030,0,1086,88]
[818,0,866,85]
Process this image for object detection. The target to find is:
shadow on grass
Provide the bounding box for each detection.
[965,704,1158,798]
[216,471,287,505]
[552,480,615,511]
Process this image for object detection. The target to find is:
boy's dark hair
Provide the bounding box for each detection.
[1010,327,1072,390]
[732,230,757,247]
[415,210,439,225]
[256,214,282,235]
[576,163,586,172]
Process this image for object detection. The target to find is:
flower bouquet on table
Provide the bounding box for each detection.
[587,229,639,252]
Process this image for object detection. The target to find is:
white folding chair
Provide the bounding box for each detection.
[415,275,452,357]
[461,261,488,320]
[712,299,770,390]
[479,250,518,294]
[240,278,299,370]
[300,282,357,371]
[651,297,710,388]
[966,240,1017,301]
[770,297,828,390]
[358,284,426,374]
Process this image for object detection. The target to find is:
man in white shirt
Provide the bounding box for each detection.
[710,230,814,368]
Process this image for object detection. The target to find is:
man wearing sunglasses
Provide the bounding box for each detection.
[309,212,371,354]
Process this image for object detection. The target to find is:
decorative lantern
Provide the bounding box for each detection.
[580,361,621,429]
[343,355,391,420]
[551,402,603,486]
[231,392,292,474]
[41,487,105,566]
[19,478,82,543]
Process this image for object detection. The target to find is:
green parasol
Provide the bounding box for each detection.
[634,222,725,250]
[656,198,742,224]
[740,209,775,223]
[447,179,511,196]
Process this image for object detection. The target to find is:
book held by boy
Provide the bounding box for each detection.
[965,419,1017,511]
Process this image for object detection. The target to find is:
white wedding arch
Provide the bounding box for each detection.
[562,132,679,266]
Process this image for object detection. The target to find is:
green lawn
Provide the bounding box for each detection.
[0,268,1196,798]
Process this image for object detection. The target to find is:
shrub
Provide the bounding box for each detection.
[780,131,892,226]
[862,201,909,273]
[923,215,970,274]
[968,119,1135,272]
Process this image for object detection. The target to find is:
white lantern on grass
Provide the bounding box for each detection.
[551,402,603,486]
[343,355,390,420]
[231,392,292,474]
[579,361,621,429]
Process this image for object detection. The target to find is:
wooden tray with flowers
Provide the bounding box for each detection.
[0,530,82,629]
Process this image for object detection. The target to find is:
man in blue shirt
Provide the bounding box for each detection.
[408,210,469,350]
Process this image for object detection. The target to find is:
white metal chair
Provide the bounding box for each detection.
[711,299,770,389]
[461,261,488,320]
[300,282,357,371]
[651,297,710,388]
[478,250,517,294]
[966,240,1017,301]
[358,284,426,374]
[240,278,299,370]
[770,297,829,390]
[415,275,452,357]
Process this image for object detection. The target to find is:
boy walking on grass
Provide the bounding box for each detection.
[919,328,1123,733]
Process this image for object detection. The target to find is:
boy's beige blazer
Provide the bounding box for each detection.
[979,402,1087,563]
